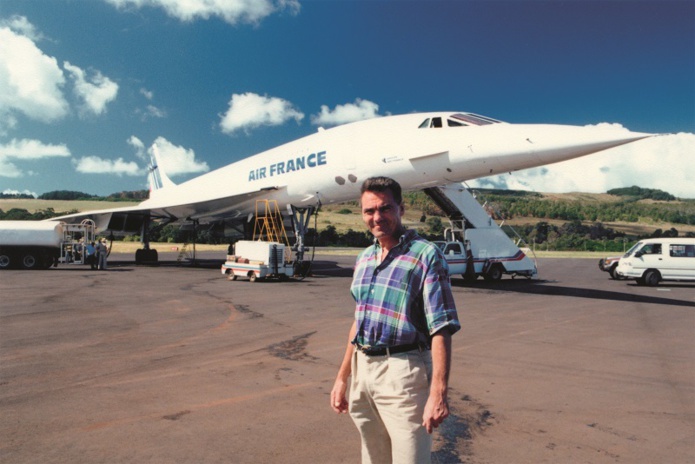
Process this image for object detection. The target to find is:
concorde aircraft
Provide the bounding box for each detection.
[56,112,651,263]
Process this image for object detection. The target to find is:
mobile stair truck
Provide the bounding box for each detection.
[0,220,96,270]
[423,184,537,281]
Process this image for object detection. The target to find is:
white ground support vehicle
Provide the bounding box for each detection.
[435,234,536,281]
[599,255,624,280]
[220,240,293,282]
[0,220,96,270]
[616,237,695,286]
[425,185,537,281]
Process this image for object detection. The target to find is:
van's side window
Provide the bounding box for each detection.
[670,244,695,257]
[642,244,662,255]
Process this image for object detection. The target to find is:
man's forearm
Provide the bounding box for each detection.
[430,330,452,395]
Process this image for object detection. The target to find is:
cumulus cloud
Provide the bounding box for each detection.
[63,61,119,116]
[219,92,304,135]
[311,99,382,126]
[469,130,695,199]
[0,22,69,131]
[0,138,71,178]
[149,136,209,176]
[74,156,141,176]
[104,0,300,25]
[127,135,147,160]
[2,188,38,198]
[0,15,45,41]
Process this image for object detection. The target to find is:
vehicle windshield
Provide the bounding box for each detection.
[624,242,642,257]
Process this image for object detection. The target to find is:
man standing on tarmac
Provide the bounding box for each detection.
[330,176,460,464]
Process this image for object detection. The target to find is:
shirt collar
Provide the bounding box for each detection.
[373,227,416,252]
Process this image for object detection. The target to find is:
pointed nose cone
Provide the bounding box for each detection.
[528,125,653,165]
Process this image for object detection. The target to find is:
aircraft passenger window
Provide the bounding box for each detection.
[419,118,431,129]
[431,117,442,128]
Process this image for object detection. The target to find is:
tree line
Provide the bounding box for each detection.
[2,187,693,251]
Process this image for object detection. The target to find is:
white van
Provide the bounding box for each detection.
[616,237,695,286]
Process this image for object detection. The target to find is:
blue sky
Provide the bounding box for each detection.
[1,0,694,199]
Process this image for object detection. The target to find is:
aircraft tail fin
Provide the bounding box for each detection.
[148,143,176,200]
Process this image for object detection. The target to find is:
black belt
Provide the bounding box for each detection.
[356,342,424,357]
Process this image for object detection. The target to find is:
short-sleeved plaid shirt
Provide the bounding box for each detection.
[351,229,460,348]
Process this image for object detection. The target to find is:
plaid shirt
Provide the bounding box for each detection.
[351,229,460,348]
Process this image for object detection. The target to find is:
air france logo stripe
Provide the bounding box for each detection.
[249,151,327,181]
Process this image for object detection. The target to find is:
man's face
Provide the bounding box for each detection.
[361,189,404,242]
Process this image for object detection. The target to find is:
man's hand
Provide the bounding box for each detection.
[330,378,349,414]
[422,390,449,433]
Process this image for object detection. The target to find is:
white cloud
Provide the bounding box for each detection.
[74,156,142,176]
[0,15,45,41]
[0,138,71,178]
[104,0,300,25]
[469,130,695,199]
[140,87,154,100]
[2,188,38,198]
[63,61,119,116]
[219,92,304,135]
[149,137,209,176]
[311,99,382,126]
[127,135,147,160]
[0,24,69,131]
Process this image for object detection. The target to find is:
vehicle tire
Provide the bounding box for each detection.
[228,273,237,281]
[21,253,39,270]
[484,264,503,281]
[643,270,660,287]
[0,253,11,270]
[41,254,55,269]
[249,272,257,282]
[598,259,605,271]
[609,266,619,280]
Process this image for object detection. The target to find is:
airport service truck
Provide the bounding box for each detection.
[0,220,96,270]
[221,240,293,282]
[435,228,537,281]
[0,221,64,269]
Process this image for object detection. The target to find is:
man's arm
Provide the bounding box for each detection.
[422,329,452,433]
[330,320,357,414]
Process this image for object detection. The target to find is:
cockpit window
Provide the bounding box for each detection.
[419,113,503,129]
[451,113,501,125]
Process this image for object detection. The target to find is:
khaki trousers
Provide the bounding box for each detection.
[349,348,433,464]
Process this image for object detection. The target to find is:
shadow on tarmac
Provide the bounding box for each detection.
[452,277,695,308]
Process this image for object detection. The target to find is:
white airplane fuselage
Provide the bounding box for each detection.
[55,112,652,233]
[137,112,651,222]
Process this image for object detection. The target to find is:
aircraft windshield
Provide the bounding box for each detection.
[419,113,502,129]
[451,113,501,125]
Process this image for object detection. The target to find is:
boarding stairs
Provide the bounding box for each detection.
[423,184,537,279]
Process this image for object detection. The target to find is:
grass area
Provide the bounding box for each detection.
[109,241,613,260]
[4,197,691,245]
[0,199,139,214]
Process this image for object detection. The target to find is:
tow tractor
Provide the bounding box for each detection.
[221,200,310,282]
[221,240,293,282]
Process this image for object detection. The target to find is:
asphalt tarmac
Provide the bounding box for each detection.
[1,252,693,463]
